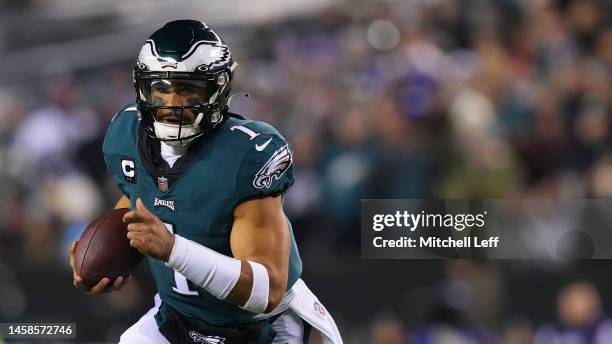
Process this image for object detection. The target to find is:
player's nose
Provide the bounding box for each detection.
[164,93,189,107]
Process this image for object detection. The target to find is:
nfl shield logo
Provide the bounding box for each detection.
[313,301,326,317]
[157,176,169,192]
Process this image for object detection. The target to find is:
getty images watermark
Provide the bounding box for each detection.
[361,199,612,260]
[371,210,500,249]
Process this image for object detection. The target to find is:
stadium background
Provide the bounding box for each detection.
[0,0,611,342]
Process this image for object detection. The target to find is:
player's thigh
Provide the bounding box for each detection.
[118,299,169,343]
[271,310,311,344]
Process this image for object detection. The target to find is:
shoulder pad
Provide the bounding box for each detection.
[111,104,138,122]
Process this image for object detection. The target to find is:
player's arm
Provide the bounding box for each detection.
[68,195,131,295]
[124,196,290,313]
[225,195,290,312]
[115,195,130,209]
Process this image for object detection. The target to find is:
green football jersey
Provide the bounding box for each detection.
[102,104,302,326]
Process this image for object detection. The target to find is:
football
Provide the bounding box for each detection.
[75,208,144,287]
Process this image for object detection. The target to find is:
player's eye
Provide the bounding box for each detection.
[151,81,171,94]
[186,97,204,106]
[151,96,166,106]
[174,83,198,95]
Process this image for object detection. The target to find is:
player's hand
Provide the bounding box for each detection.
[123,198,175,262]
[68,241,130,295]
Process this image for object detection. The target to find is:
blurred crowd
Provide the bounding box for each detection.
[365,267,612,344]
[0,0,611,342]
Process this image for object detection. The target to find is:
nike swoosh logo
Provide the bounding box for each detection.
[255,138,272,151]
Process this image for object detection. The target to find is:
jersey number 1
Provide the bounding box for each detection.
[230,125,260,140]
[163,222,199,296]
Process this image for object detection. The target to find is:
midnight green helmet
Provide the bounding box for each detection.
[134,20,236,146]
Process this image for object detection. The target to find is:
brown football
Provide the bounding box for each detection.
[75,208,144,287]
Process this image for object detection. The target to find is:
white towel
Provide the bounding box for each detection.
[288,279,343,344]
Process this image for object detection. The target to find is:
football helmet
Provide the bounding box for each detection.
[134,20,236,146]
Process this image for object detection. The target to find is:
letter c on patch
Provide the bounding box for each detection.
[121,158,136,183]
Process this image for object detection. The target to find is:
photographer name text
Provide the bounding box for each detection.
[373,236,500,248]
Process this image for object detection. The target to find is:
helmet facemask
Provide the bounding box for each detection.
[135,70,231,146]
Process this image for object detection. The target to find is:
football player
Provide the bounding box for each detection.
[68,20,342,343]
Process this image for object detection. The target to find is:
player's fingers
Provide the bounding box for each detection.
[123,210,143,223]
[127,231,145,241]
[124,210,153,224]
[69,241,78,269]
[127,223,148,232]
[88,277,111,295]
[130,240,145,255]
[116,275,131,291]
[74,276,89,292]
[123,210,134,223]
[109,276,125,291]
[69,253,75,270]
[73,274,82,288]
[136,199,158,221]
[136,198,150,214]
[72,267,80,281]
[129,238,143,250]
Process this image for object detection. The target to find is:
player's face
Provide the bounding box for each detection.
[149,80,209,125]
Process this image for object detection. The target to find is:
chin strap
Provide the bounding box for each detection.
[153,122,201,146]
[152,110,206,146]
